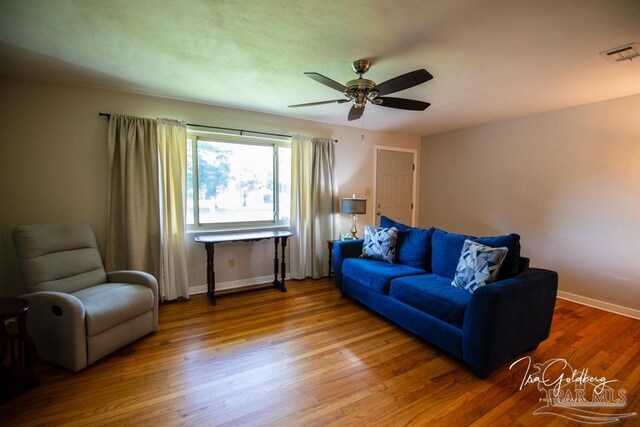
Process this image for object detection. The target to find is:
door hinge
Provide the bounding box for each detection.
[411,203,414,209]
[412,163,415,171]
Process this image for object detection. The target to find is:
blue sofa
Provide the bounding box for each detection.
[332,217,558,378]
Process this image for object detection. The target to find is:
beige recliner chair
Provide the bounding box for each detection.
[13,222,158,372]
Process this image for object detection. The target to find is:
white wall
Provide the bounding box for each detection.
[0,77,420,296]
[420,94,640,315]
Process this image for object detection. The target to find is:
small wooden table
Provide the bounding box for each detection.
[195,230,293,305]
[327,239,339,280]
[0,297,36,400]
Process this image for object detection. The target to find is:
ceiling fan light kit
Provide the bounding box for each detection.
[289,59,433,121]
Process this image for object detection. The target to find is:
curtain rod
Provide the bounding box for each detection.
[98,112,337,142]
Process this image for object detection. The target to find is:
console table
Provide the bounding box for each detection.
[195,230,293,304]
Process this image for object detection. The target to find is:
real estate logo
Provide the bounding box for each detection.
[510,356,637,424]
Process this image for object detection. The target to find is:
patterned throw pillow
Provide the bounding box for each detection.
[362,226,398,263]
[451,239,508,293]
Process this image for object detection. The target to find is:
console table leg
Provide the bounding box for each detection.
[205,243,216,305]
[273,237,280,288]
[280,236,288,292]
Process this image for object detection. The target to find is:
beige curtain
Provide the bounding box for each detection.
[157,119,190,300]
[106,115,161,279]
[290,136,339,279]
[107,114,190,301]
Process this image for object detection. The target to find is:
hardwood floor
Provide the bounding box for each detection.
[1,278,638,426]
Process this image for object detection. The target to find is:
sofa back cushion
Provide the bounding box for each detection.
[474,234,521,278]
[380,216,434,270]
[431,229,521,280]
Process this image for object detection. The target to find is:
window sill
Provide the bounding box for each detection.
[187,225,291,236]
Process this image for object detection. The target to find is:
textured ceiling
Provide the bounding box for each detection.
[1,0,639,136]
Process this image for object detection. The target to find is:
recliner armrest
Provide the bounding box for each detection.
[107,270,157,288]
[463,268,558,377]
[20,291,87,371]
[107,270,159,330]
[332,239,364,290]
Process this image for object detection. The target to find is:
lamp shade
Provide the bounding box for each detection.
[341,198,367,215]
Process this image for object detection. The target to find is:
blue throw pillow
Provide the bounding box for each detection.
[362,225,398,263]
[380,216,433,270]
[451,240,508,293]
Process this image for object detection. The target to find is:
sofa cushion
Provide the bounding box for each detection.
[390,274,471,328]
[73,283,154,336]
[380,216,434,270]
[342,258,425,295]
[451,240,508,293]
[431,229,471,279]
[362,226,398,263]
[431,229,521,280]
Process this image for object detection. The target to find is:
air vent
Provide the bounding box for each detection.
[600,43,640,63]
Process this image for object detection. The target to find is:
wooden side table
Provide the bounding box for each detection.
[1,297,37,399]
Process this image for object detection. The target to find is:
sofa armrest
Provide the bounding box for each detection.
[20,291,87,372]
[332,239,364,290]
[107,270,159,330]
[463,268,558,377]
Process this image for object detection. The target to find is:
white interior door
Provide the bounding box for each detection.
[375,148,415,226]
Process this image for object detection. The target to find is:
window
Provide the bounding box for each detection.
[186,130,291,231]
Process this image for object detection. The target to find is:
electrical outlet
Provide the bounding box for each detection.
[365,188,372,197]
[228,259,235,268]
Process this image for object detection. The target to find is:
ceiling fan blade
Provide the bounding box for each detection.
[376,97,431,111]
[289,99,349,108]
[375,69,433,96]
[304,72,348,93]
[348,105,365,121]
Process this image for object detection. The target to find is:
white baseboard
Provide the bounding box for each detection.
[189,274,291,295]
[557,291,640,320]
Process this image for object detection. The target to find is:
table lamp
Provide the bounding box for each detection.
[341,195,367,239]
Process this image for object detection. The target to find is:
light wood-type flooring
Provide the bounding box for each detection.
[1,278,639,426]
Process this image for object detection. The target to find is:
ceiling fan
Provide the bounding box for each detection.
[288,59,433,121]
